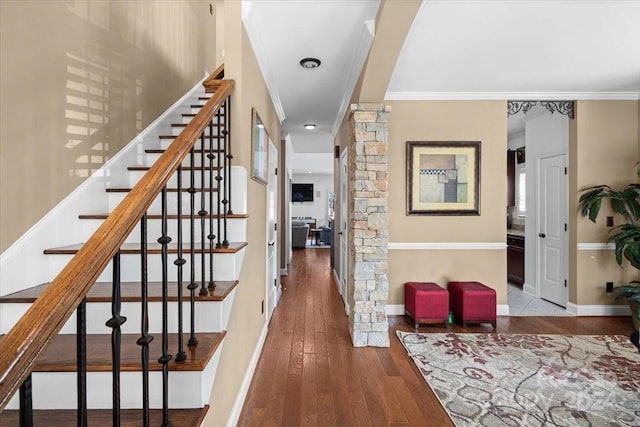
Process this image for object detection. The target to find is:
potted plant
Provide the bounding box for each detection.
[579,182,640,349]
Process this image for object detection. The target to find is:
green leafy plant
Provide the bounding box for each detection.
[579,182,640,333]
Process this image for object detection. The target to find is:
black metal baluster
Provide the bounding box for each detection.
[207,120,216,290]
[187,148,198,347]
[225,96,233,217]
[175,165,187,362]
[19,374,33,427]
[157,187,173,427]
[215,107,223,249]
[77,298,87,427]
[198,133,208,296]
[106,251,126,427]
[222,97,230,247]
[137,214,153,427]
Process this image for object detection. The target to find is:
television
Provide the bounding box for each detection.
[292,183,314,202]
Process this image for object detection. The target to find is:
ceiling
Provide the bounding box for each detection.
[243,0,640,157]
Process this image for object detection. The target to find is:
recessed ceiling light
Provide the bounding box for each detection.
[300,58,321,69]
[304,124,316,130]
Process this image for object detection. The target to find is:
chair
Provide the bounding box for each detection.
[318,226,332,245]
[292,221,309,248]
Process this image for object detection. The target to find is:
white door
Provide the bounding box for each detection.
[538,153,567,307]
[266,141,279,321]
[339,149,349,314]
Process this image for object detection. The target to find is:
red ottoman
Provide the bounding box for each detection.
[404,282,449,328]
[448,281,496,328]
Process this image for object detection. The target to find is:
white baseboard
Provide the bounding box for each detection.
[522,283,536,297]
[387,304,510,316]
[280,268,288,276]
[566,303,632,317]
[386,304,405,316]
[497,304,510,316]
[225,322,268,427]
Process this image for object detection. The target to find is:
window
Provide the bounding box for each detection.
[516,164,526,216]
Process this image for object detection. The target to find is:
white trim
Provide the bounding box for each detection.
[389,242,506,250]
[497,304,510,316]
[280,268,288,276]
[242,4,286,122]
[565,303,631,317]
[330,18,377,137]
[577,243,615,250]
[387,303,510,316]
[386,304,405,316]
[225,322,269,427]
[384,91,640,101]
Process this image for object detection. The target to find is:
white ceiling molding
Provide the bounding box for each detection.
[242,4,286,122]
[385,91,640,101]
[330,18,377,137]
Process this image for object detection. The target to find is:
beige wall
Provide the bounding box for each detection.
[204,1,280,425]
[0,0,215,252]
[386,101,508,304]
[574,100,639,305]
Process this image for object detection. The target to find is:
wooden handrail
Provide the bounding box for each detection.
[0,77,234,411]
[203,63,225,93]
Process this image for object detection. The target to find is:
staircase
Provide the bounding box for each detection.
[0,67,244,425]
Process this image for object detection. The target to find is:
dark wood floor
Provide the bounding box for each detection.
[237,248,636,427]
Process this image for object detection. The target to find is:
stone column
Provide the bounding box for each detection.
[348,103,390,347]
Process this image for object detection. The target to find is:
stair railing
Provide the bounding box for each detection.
[0,71,234,425]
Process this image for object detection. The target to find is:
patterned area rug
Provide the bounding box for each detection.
[397,332,640,426]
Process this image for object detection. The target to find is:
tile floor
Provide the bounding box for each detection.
[507,282,573,316]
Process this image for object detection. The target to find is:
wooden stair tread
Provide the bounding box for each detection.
[105,187,217,193]
[0,280,238,303]
[0,405,209,426]
[79,213,248,220]
[44,241,248,255]
[33,332,225,372]
[182,113,224,118]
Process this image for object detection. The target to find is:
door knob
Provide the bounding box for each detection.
[338,231,343,235]
[538,233,546,238]
[268,242,275,246]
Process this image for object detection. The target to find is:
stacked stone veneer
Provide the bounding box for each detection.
[348,104,390,347]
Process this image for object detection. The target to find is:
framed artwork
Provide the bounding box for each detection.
[251,107,268,185]
[406,141,480,215]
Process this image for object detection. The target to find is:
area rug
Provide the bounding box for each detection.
[397,332,640,426]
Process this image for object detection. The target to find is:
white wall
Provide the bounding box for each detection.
[291,173,334,227]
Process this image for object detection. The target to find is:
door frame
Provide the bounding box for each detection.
[338,148,349,314]
[266,140,280,322]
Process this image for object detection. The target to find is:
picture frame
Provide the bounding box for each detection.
[251,107,268,185]
[406,141,480,215]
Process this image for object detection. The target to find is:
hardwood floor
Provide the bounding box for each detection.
[237,248,636,427]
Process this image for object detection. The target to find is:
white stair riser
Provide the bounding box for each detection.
[159,139,225,151]
[143,153,223,169]
[190,105,224,115]
[1,289,235,334]
[171,126,223,137]
[129,169,226,188]
[47,249,245,283]
[5,347,221,410]
[81,218,247,245]
[108,192,224,214]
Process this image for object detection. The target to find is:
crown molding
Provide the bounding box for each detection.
[384,91,640,101]
[330,19,377,137]
[242,3,286,122]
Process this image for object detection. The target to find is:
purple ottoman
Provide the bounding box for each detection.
[448,281,496,328]
[404,282,449,328]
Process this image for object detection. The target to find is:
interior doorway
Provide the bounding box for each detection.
[506,102,570,315]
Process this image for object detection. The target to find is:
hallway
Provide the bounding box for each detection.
[237,248,634,426]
